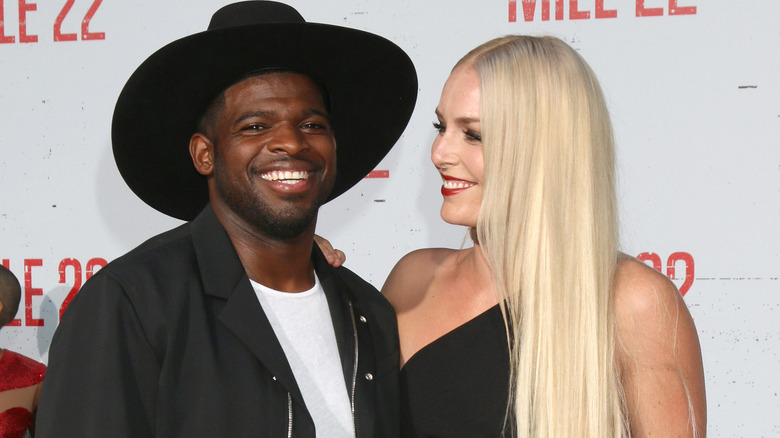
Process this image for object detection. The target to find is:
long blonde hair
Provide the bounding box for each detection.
[458,36,625,436]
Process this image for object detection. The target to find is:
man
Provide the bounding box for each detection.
[36,2,417,437]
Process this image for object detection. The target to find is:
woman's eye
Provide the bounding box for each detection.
[432,122,445,133]
[464,130,482,142]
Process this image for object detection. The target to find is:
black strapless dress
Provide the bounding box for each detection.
[399,304,512,437]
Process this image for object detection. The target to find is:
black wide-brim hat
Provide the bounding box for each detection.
[112,1,417,221]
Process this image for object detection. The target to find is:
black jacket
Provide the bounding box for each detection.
[37,206,400,437]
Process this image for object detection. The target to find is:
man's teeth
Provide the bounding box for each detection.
[261,170,309,183]
[443,180,475,189]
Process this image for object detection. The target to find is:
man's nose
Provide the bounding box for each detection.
[267,123,308,155]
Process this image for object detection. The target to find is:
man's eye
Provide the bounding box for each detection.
[302,121,332,132]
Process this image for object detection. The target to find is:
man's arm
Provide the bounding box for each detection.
[36,273,159,437]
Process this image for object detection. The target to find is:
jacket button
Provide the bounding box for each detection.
[272,376,277,381]
[364,373,373,381]
[359,315,367,323]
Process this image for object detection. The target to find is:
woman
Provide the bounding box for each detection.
[322,35,705,437]
[0,265,46,437]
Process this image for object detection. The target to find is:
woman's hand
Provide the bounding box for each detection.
[314,235,346,268]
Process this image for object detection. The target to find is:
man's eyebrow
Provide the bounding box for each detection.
[233,108,330,127]
[304,108,330,120]
[233,110,275,127]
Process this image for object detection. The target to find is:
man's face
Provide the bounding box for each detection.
[195,72,337,239]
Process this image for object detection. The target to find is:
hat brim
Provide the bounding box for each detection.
[112,23,417,221]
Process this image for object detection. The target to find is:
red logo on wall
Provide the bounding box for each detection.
[508,0,697,22]
[637,252,694,296]
[2,258,107,327]
[365,170,389,178]
[0,0,105,43]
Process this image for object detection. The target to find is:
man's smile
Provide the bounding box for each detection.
[260,170,310,184]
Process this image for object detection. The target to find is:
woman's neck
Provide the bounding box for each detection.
[454,243,498,304]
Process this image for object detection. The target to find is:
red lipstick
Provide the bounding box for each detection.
[440,174,476,197]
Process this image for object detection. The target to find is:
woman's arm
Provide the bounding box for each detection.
[615,258,706,437]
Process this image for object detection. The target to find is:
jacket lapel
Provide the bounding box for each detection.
[312,246,357,393]
[189,205,304,404]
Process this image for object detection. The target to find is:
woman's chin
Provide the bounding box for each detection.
[439,209,477,228]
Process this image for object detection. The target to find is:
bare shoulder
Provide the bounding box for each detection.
[614,256,698,365]
[381,248,456,312]
[613,257,685,333]
[614,256,706,436]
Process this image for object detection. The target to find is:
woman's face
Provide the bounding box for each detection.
[431,66,484,228]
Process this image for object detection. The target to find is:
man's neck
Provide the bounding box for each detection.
[215,209,318,293]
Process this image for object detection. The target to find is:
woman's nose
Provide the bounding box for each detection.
[431,132,453,169]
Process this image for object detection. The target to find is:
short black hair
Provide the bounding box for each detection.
[196,69,331,142]
[0,265,21,327]
[197,91,227,140]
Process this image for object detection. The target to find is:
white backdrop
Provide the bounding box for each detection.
[1,1,778,435]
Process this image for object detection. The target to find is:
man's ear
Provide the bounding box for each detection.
[190,133,215,176]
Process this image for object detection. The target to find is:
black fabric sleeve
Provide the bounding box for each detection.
[36,272,160,437]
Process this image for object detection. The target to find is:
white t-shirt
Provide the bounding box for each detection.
[251,276,353,437]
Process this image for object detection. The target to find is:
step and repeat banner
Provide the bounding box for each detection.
[1,1,777,435]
